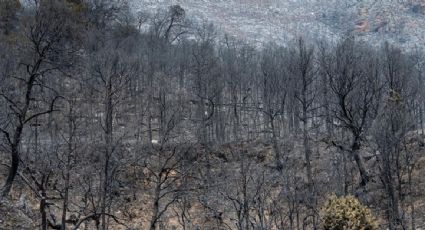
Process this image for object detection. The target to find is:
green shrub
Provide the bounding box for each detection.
[321,195,378,230]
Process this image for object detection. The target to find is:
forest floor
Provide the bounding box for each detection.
[1,131,425,229]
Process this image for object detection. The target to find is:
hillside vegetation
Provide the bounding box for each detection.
[1,0,425,229]
[131,0,425,48]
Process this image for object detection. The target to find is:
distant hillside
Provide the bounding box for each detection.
[131,0,425,48]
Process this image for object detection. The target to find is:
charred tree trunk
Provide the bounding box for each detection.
[101,77,113,230]
[2,142,21,197]
[270,116,282,170]
[149,175,161,230]
[351,139,369,187]
[61,105,76,230]
[1,73,37,197]
[40,186,48,230]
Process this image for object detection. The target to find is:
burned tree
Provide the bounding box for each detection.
[0,0,77,197]
[320,37,383,189]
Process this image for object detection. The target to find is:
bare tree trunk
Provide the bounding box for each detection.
[321,72,333,138]
[301,111,316,229]
[101,77,113,230]
[61,106,75,230]
[150,178,161,230]
[200,99,208,144]
[148,70,154,144]
[270,117,282,169]
[241,160,250,230]
[302,140,313,186]
[233,91,240,141]
[1,74,37,197]
[1,143,20,197]
[61,164,70,230]
[40,186,48,230]
[342,150,349,196]
[408,166,415,230]
[421,102,425,135]
[382,150,401,230]
[351,140,369,187]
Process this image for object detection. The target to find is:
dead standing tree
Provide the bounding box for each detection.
[259,45,289,170]
[320,38,383,191]
[288,38,318,228]
[143,96,192,230]
[88,37,138,229]
[371,44,416,230]
[0,0,76,197]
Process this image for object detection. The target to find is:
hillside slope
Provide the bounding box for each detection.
[2,133,425,229]
[131,0,425,48]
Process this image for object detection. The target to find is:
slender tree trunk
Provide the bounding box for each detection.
[301,106,316,229]
[61,112,74,230]
[200,98,208,144]
[1,144,20,197]
[61,165,70,230]
[342,150,348,196]
[233,91,240,141]
[301,98,313,193]
[382,150,401,230]
[150,177,161,230]
[322,74,333,138]
[289,209,294,230]
[270,116,282,169]
[351,139,369,187]
[101,77,113,230]
[241,160,250,230]
[61,144,73,229]
[408,165,415,229]
[422,102,425,135]
[215,97,223,143]
[40,187,48,230]
[296,207,300,230]
[148,69,154,144]
[1,71,38,197]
